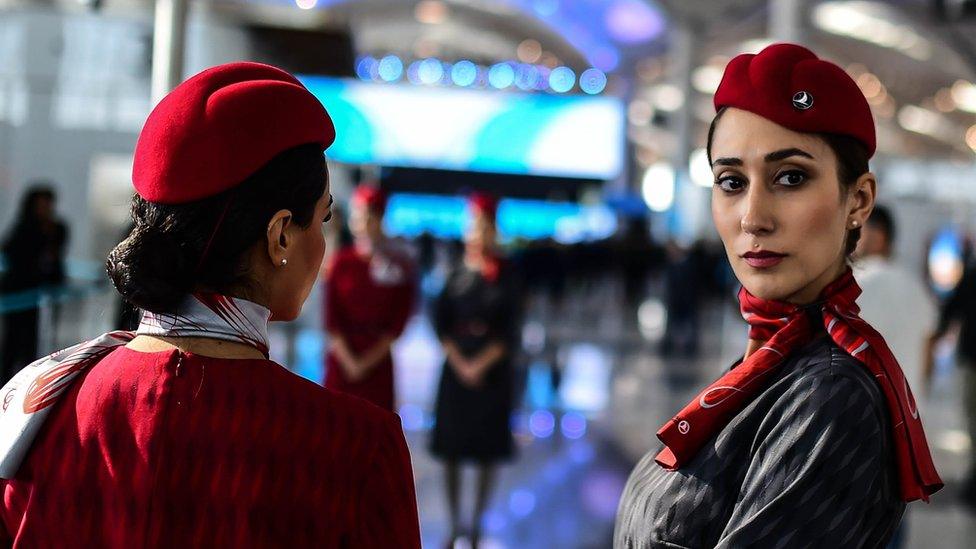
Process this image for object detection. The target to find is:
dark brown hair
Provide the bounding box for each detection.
[706,107,869,255]
[106,143,327,313]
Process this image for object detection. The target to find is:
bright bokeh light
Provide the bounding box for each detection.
[642,162,675,212]
[549,66,576,93]
[580,68,607,94]
[692,65,723,94]
[560,412,588,439]
[295,0,316,9]
[689,148,713,188]
[951,80,976,113]
[417,58,444,85]
[377,55,403,82]
[529,410,556,438]
[650,84,684,111]
[355,56,377,81]
[897,105,943,137]
[450,60,477,87]
[928,228,965,295]
[488,63,516,89]
[637,298,667,341]
[515,64,540,91]
[414,0,448,24]
[813,2,931,61]
[604,0,665,44]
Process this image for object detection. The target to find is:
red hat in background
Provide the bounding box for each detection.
[133,62,336,204]
[351,185,388,215]
[468,192,499,221]
[714,43,876,157]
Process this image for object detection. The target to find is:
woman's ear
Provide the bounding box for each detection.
[848,172,877,228]
[265,209,293,266]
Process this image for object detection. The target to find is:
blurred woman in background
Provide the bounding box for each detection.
[0,184,68,383]
[432,193,523,548]
[0,62,420,547]
[615,43,941,548]
[323,184,417,411]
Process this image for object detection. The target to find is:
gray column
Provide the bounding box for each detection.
[769,0,806,44]
[151,0,189,104]
[668,21,709,242]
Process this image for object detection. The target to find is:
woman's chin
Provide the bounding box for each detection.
[738,275,797,302]
[269,306,301,322]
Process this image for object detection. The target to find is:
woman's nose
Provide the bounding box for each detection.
[740,187,775,235]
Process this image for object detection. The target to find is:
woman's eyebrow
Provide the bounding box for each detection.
[712,157,742,167]
[764,148,814,162]
[712,147,814,167]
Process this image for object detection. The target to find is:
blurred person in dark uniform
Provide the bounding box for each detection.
[431,193,523,548]
[661,240,703,357]
[0,184,68,384]
[323,185,416,411]
[932,256,976,507]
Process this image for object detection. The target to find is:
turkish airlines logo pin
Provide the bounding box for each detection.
[792,91,814,110]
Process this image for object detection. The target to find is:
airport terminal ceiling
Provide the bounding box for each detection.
[221,0,976,160]
[1,0,974,161]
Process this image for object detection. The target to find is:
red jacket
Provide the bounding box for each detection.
[0,346,421,547]
[323,247,416,411]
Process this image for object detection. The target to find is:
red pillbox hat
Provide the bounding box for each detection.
[468,192,499,220]
[351,185,388,215]
[133,62,335,204]
[714,43,876,157]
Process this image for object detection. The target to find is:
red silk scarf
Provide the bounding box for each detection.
[655,268,943,502]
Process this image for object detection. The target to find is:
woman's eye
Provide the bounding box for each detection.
[776,170,806,187]
[715,176,745,192]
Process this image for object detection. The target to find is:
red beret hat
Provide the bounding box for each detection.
[714,43,876,157]
[468,192,499,220]
[133,62,336,204]
[351,185,388,215]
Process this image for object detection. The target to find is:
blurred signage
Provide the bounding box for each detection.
[300,76,625,180]
[383,193,617,243]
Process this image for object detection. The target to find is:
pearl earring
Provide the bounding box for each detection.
[851,220,859,229]
[280,258,288,266]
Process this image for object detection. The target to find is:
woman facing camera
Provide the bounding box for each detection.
[432,193,523,548]
[615,44,941,548]
[324,185,416,411]
[0,63,420,547]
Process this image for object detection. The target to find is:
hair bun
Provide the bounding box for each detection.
[106,225,196,313]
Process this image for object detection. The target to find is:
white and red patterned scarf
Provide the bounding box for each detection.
[0,293,270,478]
[655,268,943,502]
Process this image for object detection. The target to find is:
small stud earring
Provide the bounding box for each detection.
[280,258,288,266]
[851,220,859,229]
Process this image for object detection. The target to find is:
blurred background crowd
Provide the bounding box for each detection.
[2,0,976,547]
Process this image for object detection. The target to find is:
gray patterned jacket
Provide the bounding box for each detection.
[615,336,905,549]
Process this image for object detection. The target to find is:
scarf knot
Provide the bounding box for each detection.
[657,268,942,502]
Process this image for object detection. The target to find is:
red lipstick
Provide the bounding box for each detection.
[742,250,786,268]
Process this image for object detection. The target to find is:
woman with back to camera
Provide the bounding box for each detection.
[0,63,420,547]
[614,44,942,548]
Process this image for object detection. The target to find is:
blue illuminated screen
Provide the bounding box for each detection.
[300,76,625,180]
[384,193,617,243]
